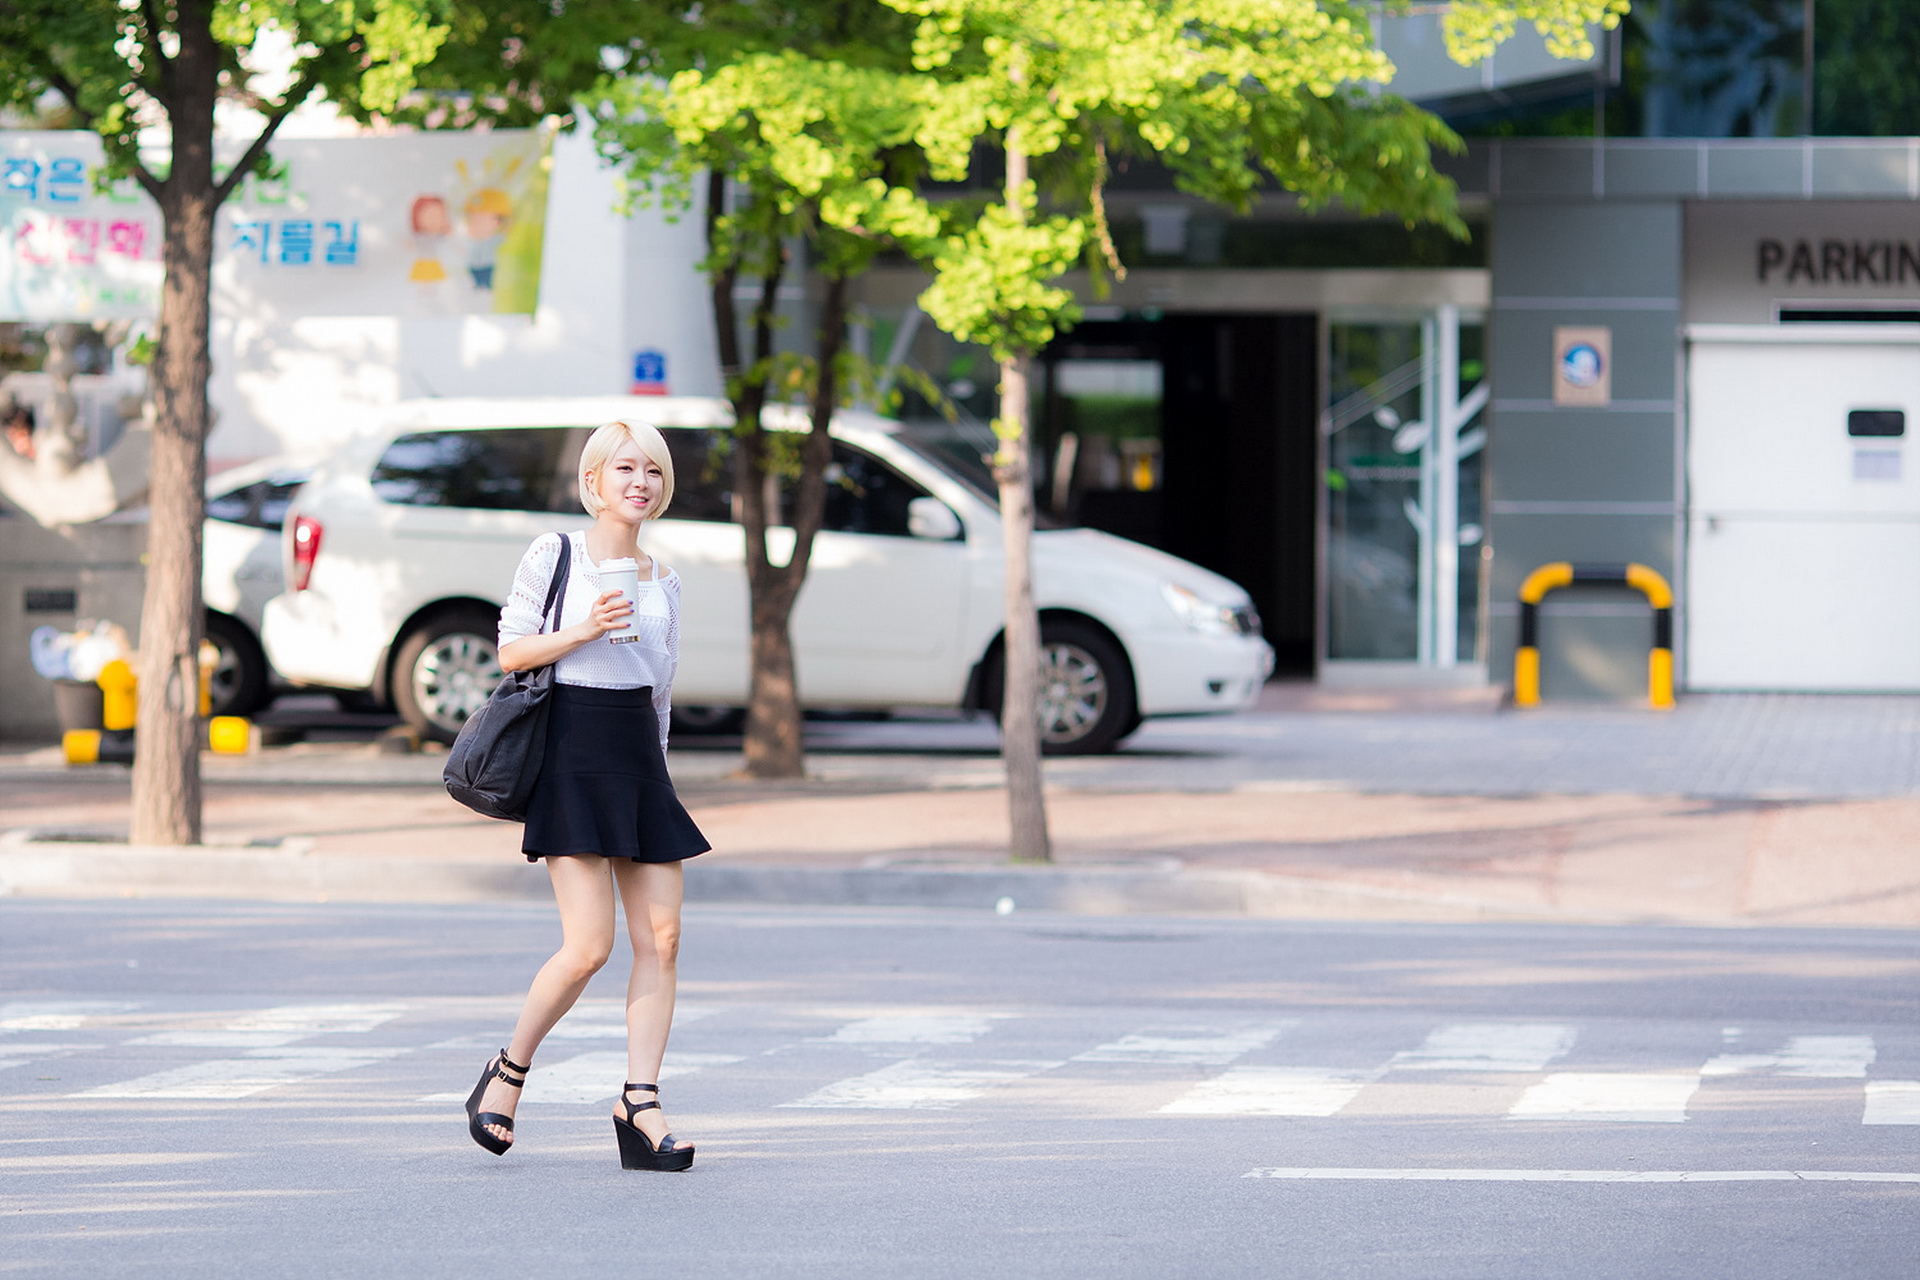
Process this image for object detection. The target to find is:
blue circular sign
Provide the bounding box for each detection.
[1560,343,1604,388]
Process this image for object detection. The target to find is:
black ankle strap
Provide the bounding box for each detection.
[624,1082,658,1092]
[496,1048,529,1087]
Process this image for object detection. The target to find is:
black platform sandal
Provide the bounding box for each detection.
[465,1047,528,1155]
[614,1082,694,1171]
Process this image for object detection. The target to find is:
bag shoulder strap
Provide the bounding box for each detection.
[540,533,572,635]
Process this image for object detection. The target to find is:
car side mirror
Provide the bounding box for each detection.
[907,496,963,541]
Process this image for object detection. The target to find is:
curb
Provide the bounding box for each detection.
[0,836,1559,921]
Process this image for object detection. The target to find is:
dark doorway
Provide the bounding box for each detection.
[1038,313,1319,676]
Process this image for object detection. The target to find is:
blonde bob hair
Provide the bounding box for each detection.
[577,420,676,520]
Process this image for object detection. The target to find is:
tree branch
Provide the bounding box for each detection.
[212,67,321,207]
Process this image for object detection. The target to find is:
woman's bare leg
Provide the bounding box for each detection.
[611,858,684,1146]
[476,854,617,1146]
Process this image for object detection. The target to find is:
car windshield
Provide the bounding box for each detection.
[892,420,1067,529]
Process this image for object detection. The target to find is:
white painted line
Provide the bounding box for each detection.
[75,1047,406,1099]
[819,1014,1014,1045]
[1162,1067,1379,1117]
[0,1044,95,1072]
[544,1022,628,1041]
[1390,1024,1577,1073]
[419,1049,746,1103]
[127,1030,312,1049]
[225,1002,408,1035]
[1244,1167,1920,1184]
[1704,1034,1877,1079]
[779,1058,1061,1109]
[1076,1025,1289,1067]
[1779,1035,1876,1078]
[1864,1080,1920,1125]
[0,1001,140,1031]
[1510,1072,1701,1123]
[126,1003,411,1050]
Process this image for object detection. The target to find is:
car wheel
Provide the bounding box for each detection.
[670,705,745,735]
[203,612,272,718]
[986,621,1138,756]
[392,607,503,744]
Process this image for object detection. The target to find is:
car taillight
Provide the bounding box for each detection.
[291,515,322,591]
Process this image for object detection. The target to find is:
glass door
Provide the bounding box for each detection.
[1324,306,1486,668]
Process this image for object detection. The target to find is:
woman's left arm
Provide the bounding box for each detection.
[652,569,680,751]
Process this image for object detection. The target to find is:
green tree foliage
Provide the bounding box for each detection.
[1812,0,1920,136]
[0,0,625,843]
[594,5,938,779]
[881,0,1627,858]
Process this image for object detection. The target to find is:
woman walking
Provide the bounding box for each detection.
[464,420,710,1171]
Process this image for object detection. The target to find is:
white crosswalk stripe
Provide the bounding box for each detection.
[1162,1067,1378,1117]
[1076,1025,1289,1066]
[818,1013,1013,1045]
[780,1058,1063,1109]
[1390,1024,1577,1073]
[1863,1080,1920,1124]
[1510,1072,1703,1123]
[0,1001,140,1030]
[17,1000,1913,1130]
[77,1046,409,1099]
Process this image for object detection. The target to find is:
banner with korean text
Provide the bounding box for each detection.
[0,129,551,322]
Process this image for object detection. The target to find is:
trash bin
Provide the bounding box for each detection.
[52,678,104,733]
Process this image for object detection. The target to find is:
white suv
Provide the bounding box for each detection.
[261,396,1274,753]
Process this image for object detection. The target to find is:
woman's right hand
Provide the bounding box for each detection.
[579,589,633,640]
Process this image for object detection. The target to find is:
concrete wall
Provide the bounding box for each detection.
[1486,193,1684,701]
[0,515,145,737]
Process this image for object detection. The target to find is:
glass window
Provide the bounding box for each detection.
[658,428,734,523]
[820,443,933,537]
[370,428,575,512]
[206,472,308,530]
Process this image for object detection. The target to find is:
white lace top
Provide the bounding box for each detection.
[498,531,679,748]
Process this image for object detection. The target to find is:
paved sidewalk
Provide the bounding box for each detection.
[7,686,1920,926]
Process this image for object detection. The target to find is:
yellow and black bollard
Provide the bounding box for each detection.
[1514,562,1674,709]
[61,649,253,764]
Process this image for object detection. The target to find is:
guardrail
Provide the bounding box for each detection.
[1514,562,1674,709]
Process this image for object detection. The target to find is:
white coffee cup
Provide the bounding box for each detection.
[599,557,641,644]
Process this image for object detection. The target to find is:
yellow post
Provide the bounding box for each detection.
[1514,647,1542,707]
[1648,647,1675,709]
[63,729,101,765]
[208,716,252,754]
[198,640,217,717]
[97,659,137,731]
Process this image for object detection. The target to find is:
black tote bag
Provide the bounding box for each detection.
[443,534,571,822]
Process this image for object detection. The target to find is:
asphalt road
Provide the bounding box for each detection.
[5,900,1918,1278]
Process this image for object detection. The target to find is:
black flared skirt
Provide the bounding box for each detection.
[521,684,710,864]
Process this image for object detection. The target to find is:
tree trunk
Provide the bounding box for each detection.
[996,351,1051,862]
[740,267,847,780]
[131,4,219,846]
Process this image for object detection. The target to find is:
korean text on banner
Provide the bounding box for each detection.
[0,129,553,323]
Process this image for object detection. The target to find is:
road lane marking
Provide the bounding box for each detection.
[1864,1081,1920,1125]
[780,1058,1062,1109]
[1243,1167,1920,1183]
[75,1047,407,1099]
[420,1050,746,1104]
[0,1043,96,1071]
[126,1002,410,1050]
[1076,1025,1289,1066]
[1161,1067,1380,1117]
[1389,1023,1577,1073]
[0,1001,140,1031]
[818,1014,1015,1045]
[1704,1035,1877,1079]
[1509,1072,1701,1122]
